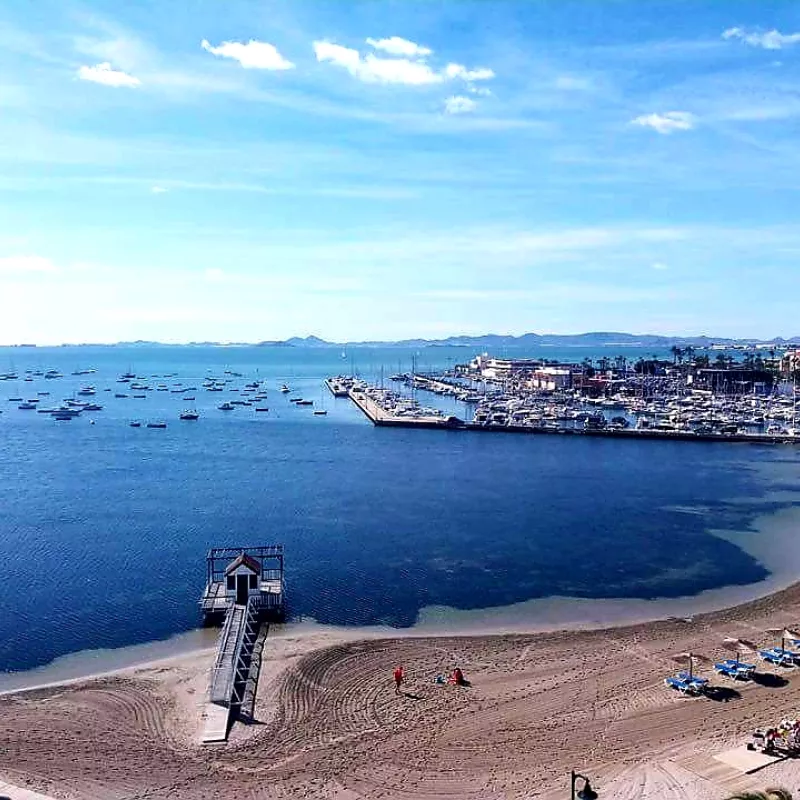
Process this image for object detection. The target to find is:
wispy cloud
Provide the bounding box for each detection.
[77,62,141,88]
[631,111,694,134]
[200,39,295,70]
[365,37,431,58]
[0,255,58,274]
[444,95,476,114]
[554,75,592,91]
[151,185,168,194]
[444,63,495,81]
[722,27,800,50]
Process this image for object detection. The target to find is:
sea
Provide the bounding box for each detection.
[1,344,800,678]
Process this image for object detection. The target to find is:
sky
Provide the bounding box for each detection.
[2,0,800,344]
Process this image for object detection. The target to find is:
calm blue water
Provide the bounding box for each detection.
[0,345,798,673]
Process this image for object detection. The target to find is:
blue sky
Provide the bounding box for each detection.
[2,0,800,344]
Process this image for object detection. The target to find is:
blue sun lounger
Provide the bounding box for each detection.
[676,671,709,689]
[772,647,800,664]
[665,676,702,695]
[714,660,755,680]
[758,649,796,667]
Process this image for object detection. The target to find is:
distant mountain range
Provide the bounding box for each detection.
[253,332,800,349]
[11,332,800,348]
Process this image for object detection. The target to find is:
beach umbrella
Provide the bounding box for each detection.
[672,652,710,679]
[723,637,756,667]
[765,628,800,653]
[785,628,800,646]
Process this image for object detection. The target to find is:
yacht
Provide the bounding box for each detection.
[218,402,235,411]
[280,385,291,393]
[147,421,167,429]
[180,410,199,420]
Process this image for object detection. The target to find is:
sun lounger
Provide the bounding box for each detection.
[758,649,795,667]
[676,671,709,687]
[772,647,800,663]
[665,676,702,695]
[714,660,755,679]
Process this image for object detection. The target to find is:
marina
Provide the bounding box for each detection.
[329,348,800,444]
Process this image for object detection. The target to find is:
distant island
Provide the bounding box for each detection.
[5,332,800,349]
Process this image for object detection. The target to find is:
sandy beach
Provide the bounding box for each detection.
[7,585,800,799]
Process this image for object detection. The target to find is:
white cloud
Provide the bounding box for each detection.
[651,262,669,270]
[722,27,800,50]
[445,63,495,81]
[314,41,495,88]
[204,267,226,282]
[631,111,695,134]
[313,41,442,84]
[151,185,168,194]
[365,36,432,58]
[0,255,58,274]
[77,62,141,88]
[444,95,476,114]
[201,38,294,70]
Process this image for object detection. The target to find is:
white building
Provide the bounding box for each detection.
[224,553,263,605]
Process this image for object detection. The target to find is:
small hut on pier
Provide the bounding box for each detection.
[199,545,285,624]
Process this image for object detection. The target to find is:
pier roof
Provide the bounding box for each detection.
[224,553,262,575]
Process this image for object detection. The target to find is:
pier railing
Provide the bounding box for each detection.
[209,598,260,706]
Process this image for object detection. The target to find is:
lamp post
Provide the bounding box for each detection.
[570,771,598,800]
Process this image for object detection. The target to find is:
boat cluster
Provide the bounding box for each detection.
[358,383,456,422]
[1,368,331,427]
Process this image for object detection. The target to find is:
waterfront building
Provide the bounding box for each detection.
[780,349,800,378]
[528,367,572,391]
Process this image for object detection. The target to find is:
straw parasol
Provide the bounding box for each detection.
[723,637,757,666]
[765,628,800,653]
[673,652,711,679]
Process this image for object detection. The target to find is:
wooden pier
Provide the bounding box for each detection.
[199,546,284,743]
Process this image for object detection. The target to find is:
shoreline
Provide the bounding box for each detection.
[5,494,800,695]
[3,499,799,696]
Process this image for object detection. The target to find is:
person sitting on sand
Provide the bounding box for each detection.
[448,667,466,686]
[725,790,792,800]
[393,665,404,694]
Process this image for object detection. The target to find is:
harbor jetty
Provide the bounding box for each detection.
[343,378,464,429]
[199,546,284,743]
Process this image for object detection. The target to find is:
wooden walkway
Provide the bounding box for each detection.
[201,599,261,743]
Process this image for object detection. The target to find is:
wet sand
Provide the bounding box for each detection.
[7,583,800,799]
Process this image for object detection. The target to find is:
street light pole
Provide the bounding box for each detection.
[570,771,598,800]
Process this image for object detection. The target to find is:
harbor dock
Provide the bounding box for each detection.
[200,546,284,743]
[348,384,464,429]
[333,369,800,444]
[325,377,351,397]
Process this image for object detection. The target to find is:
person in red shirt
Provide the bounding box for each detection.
[393,666,404,694]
